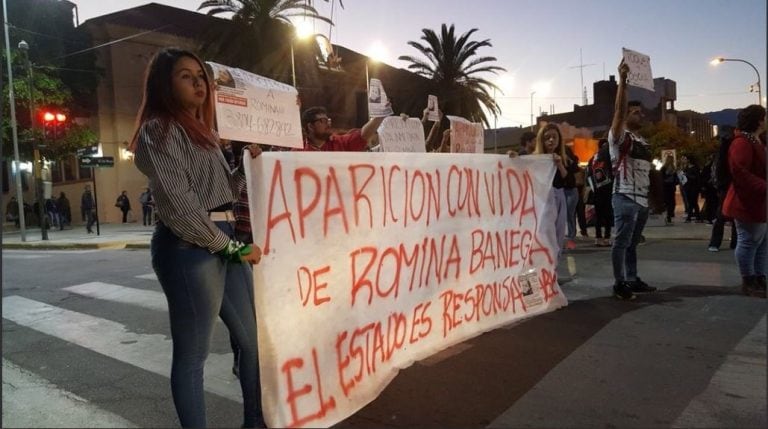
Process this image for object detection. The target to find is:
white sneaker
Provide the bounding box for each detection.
[707,246,719,252]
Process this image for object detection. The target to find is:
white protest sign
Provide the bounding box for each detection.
[244,153,567,428]
[660,149,676,167]
[622,48,654,91]
[368,78,393,117]
[448,115,485,153]
[207,61,302,148]
[427,95,439,122]
[377,117,426,152]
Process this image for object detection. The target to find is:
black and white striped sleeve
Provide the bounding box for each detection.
[134,120,230,253]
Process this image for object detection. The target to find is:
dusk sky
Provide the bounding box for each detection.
[75,0,766,127]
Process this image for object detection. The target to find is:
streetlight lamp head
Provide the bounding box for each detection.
[294,20,313,40]
[710,57,724,66]
[18,40,28,51]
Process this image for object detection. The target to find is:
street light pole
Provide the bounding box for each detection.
[530,91,536,131]
[3,0,27,241]
[19,40,47,240]
[712,57,762,106]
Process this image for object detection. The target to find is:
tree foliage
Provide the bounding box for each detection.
[2,51,96,160]
[398,24,505,127]
[198,0,334,83]
[1,0,100,161]
[639,120,716,164]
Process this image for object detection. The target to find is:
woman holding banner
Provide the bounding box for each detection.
[534,123,575,259]
[130,47,265,428]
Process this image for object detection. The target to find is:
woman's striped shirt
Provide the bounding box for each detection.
[134,118,243,253]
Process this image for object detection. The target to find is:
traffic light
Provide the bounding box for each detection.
[42,110,67,140]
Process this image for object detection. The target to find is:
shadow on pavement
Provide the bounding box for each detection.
[337,284,762,428]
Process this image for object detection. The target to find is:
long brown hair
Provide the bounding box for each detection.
[534,123,570,165]
[129,48,217,151]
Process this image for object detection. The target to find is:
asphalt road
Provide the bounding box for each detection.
[2,240,766,428]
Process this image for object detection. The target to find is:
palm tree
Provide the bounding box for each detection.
[198,0,333,82]
[399,24,505,127]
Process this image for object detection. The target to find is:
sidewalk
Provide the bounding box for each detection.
[1,214,723,250]
[2,222,154,250]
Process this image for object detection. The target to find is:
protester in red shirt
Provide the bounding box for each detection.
[723,104,766,298]
[297,105,389,152]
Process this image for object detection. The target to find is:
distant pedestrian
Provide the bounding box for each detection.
[6,196,20,227]
[680,155,702,222]
[608,60,656,301]
[722,105,766,298]
[661,154,678,225]
[707,126,737,252]
[81,185,96,233]
[57,192,71,230]
[139,188,153,226]
[45,198,60,229]
[587,139,613,246]
[116,191,131,223]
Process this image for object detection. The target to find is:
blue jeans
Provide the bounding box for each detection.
[734,220,767,277]
[564,187,579,239]
[546,187,567,259]
[152,221,262,428]
[611,194,649,282]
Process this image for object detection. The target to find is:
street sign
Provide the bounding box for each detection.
[76,145,99,156]
[79,156,114,168]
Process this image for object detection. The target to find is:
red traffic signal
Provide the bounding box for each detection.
[41,110,68,140]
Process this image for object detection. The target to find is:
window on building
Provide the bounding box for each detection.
[63,156,77,181]
[51,161,62,183]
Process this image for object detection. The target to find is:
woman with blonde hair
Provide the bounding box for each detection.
[535,123,577,257]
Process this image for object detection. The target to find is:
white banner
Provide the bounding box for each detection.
[622,48,654,91]
[206,61,302,148]
[244,153,566,428]
[377,117,426,152]
[448,116,484,153]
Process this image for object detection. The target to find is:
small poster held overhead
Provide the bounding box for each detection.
[368,78,394,117]
[377,116,426,152]
[426,95,439,122]
[207,61,302,149]
[622,48,654,91]
[448,115,484,153]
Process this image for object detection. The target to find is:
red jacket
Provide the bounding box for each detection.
[723,133,766,223]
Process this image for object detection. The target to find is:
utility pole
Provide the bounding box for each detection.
[4,0,27,240]
[569,48,595,105]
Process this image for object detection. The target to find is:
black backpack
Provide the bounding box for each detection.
[712,126,735,192]
[588,144,613,190]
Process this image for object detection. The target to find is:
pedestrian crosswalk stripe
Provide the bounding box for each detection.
[63,282,167,312]
[62,283,225,327]
[2,296,242,403]
[2,359,139,428]
[135,273,158,281]
[2,254,52,259]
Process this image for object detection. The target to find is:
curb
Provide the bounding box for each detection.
[2,242,148,250]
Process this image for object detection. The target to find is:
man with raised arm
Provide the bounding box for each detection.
[298,106,389,152]
[608,60,657,300]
